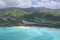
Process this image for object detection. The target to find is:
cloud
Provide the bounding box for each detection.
[52,0,60,2]
[56,2,60,8]
[0,0,60,9]
[0,0,6,8]
[17,0,32,8]
[44,1,57,8]
[2,0,32,8]
[32,0,57,9]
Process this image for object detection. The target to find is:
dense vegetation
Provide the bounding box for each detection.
[24,11,60,28]
[0,7,60,28]
[0,8,30,27]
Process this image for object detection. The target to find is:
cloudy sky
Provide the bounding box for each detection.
[0,0,60,9]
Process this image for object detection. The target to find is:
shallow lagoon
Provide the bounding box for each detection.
[0,27,60,40]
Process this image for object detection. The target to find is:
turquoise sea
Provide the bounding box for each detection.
[0,27,60,40]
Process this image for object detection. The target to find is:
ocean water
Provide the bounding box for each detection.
[0,27,60,40]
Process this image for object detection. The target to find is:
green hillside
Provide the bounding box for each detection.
[0,7,60,28]
[0,8,31,27]
[0,8,31,16]
[23,10,60,28]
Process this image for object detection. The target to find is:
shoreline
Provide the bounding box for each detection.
[2,26,59,30]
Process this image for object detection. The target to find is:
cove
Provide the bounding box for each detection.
[0,27,60,40]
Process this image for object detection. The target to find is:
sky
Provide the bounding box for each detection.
[0,0,60,9]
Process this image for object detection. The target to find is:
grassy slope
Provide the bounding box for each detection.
[23,10,60,28]
[0,8,60,28]
[0,8,31,27]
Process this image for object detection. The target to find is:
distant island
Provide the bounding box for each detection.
[0,7,60,28]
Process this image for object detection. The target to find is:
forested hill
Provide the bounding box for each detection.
[0,8,31,27]
[0,7,31,16]
[0,7,60,28]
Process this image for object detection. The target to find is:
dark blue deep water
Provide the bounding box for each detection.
[0,27,60,40]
